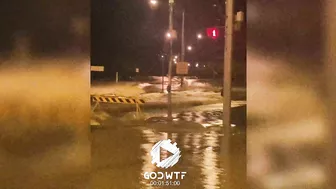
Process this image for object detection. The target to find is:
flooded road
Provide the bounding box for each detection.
[91,106,246,189]
[139,130,223,189]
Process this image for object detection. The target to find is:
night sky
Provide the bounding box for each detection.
[92,0,246,80]
[0,0,245,81]
[247,0,322,73]
[0,0,89,56]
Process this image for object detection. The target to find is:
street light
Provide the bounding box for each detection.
[149,0,158,9]
[150,0,158,6]
[166,32,172,39]
[197,34,203,39]
[187,45,192,51]
[196,63,199,67]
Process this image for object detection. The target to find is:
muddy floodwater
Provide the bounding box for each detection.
[91,106,246,189]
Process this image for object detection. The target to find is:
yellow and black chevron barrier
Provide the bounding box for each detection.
[91,95,145,104]
[91,95,145,118]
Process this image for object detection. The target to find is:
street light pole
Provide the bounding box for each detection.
[167,0,174,121]
[180,10,185,87]
[161,56,165,93]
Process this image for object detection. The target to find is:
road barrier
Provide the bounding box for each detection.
[91,95,145,118]
[91,95,145,104]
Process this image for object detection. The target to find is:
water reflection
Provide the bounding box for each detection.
[202,131,221,189]
[182,133,191,150]
[140,129,223,189]
[173,105,245,128]
[140,129,157,189]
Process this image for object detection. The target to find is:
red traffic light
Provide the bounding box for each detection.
[206,27,219,39]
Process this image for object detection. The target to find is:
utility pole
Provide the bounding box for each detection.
[223,0,234,133]
[222,0,234,188]
[167,0,174,121]
[161,55,165,93]
[325,1,336,188]
[180,10,185,87]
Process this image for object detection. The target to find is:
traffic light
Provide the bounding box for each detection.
[206,27,219,39]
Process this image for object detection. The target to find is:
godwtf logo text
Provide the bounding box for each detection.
[151,139,181,169]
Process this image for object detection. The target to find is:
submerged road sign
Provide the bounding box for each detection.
[176,62,189,75]
[91,66,104,72]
